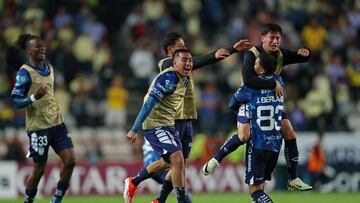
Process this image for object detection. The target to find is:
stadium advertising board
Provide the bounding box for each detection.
[9,162,266,196]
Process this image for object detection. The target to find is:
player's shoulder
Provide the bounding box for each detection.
[16,67,31,80]
[157,68,179,85]
[158,57,172,71]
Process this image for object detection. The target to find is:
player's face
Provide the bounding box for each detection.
[254,58,265,76]
[262,31,281,53]
[169,38,186,56]
[28,38,46,62]
[173,52,193,77]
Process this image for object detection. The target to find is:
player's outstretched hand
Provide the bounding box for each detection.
[215,48,230,59]
[126,131,138,144]
[275,81,283,98]
[297,48,310,57]
[233,39,251,51]
[34,85,47,100]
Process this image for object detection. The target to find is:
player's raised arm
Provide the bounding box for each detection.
[282,47,311,66]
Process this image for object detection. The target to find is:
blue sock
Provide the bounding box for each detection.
[174,186,186,203]
[132,168,152,186]
[214,134,243,162]
[185,190,192,203]
[285,139,299,179]
[251,190,273,203]
[24,188,37,203]
[53,181,69,201]
[157,180,173,203]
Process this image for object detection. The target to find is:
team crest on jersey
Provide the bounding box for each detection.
[15,75,27,86]
[38,147,44,155]
[165,80,174,91]
[183,78,189,87]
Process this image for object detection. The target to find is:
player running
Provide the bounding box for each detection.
[11,34,76,203]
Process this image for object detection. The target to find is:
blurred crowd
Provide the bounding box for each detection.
[0,0,360,142]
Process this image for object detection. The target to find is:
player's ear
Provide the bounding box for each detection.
[259,68,265,75]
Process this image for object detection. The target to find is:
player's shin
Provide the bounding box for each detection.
[284,138,299,179]
[214,134,243,162]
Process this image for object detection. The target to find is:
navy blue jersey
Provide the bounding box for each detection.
[234,75,284,152]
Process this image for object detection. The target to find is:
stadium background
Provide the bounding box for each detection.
[0,0,359,202]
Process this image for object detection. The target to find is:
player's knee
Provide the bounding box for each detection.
[238,133,250,142]
[33,163,46,177]
[63,157,76,170]
[283,129,296,140]
[170,151,184,169]
[238,124,250,142]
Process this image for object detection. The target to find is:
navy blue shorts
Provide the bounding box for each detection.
[143,127,182,163]
[237,104,250,125]
[26,123,74,162]
[245,144,279,185]
[175,120,193,159]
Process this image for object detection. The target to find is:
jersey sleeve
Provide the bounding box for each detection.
[282,48,311,66]
[149,72,178,102]
[233,84,253,103]
[11,68,31,98]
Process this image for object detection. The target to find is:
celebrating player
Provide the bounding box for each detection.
[125,48,193,203]
[11,34,76,203]
[203,23,312,191]
[124,32,250,203]
[233,53,283,203]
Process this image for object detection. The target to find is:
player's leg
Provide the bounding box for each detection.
[151,120,193,203]
[202,105,250,175]
[246,146,274,203]
[152,170,173,203]
[50,123,76,203]
[24,129,51,203]
[124,127,184,203]
[24,161,47,203]
[131,159,169,186]
[168,150,186,203]
[281,118,312,191]
[179,120,193,203]
[249,184,274,203]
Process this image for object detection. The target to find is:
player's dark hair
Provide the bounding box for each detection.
[162,32,182,55]
[259,53,277,76]
[261,23,282,36]
[17,34,40,50]
[172,48,191,59]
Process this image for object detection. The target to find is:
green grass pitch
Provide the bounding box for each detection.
[1,192,360,203]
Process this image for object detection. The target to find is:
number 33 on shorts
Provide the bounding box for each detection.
[30,132,48,155]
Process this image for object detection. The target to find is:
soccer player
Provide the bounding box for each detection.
[125,48,193,203]
[203,23,313,191]
[11,34,75,203]
[124,32,250,203]
[234,53,283,203]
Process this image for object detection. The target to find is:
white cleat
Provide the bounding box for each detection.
[202,158,220,176]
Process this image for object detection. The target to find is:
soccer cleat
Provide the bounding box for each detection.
[150,198,160,203]
[49,197,61,203]
[202,158,220,176]
[287,177,313,191]
[123,177,138,203]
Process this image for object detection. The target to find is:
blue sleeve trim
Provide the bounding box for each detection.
[12,96,33,109]
[11,68,31,97]
[130,96,158,133]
